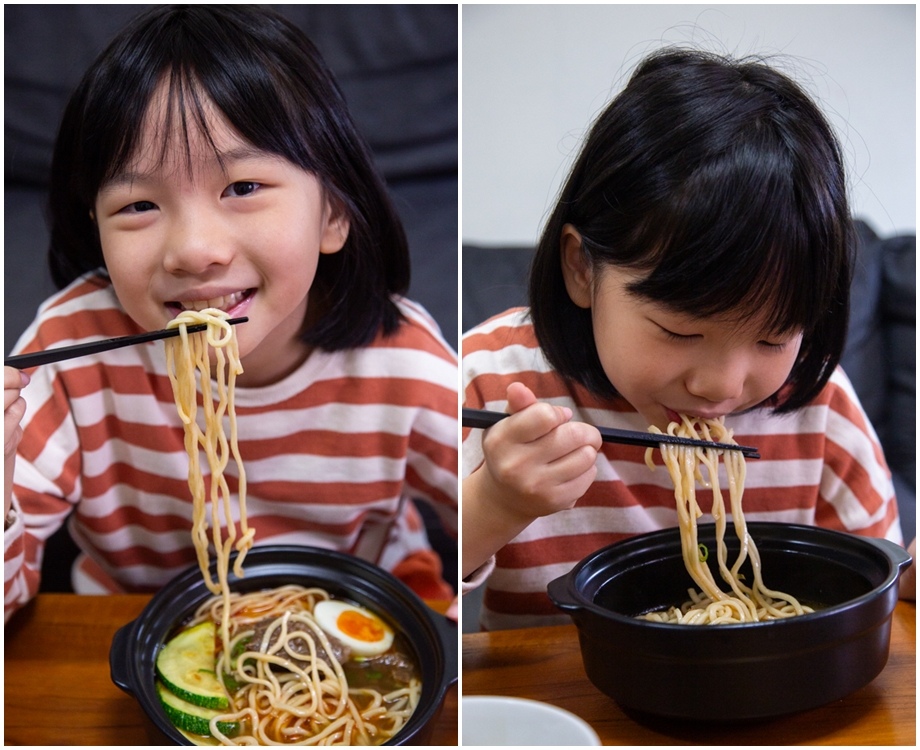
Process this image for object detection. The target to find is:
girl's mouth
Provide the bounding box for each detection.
[166,289,255,316]
[666,407,730,425]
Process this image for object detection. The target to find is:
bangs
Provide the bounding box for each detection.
[82,7,327,202]
[103,71,232,185]
[618,131,840,337]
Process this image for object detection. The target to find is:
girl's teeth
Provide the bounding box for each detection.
[183,292,245,311]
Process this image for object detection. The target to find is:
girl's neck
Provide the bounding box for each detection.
[236,340,313,388]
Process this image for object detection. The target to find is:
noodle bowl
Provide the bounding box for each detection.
[641,415,811,624]
[111,545,457,746]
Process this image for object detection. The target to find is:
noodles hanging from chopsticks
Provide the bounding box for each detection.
[165,308,254,648]
[163,313,422,746]
[641,415,812,624]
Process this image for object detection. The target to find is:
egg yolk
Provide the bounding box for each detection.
[338,610,386,643]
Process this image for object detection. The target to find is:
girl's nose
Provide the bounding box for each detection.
[685,358,747,405]
[162,213,234,275]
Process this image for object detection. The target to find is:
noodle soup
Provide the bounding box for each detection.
[155,585,421,746]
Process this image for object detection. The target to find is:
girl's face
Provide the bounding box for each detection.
[94,82,349,387]
[562,229,803,430]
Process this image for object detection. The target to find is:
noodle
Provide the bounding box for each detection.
[165,309,254,650]
[640,415,812,624]
[186,586,421,746]
[163,313,420,745]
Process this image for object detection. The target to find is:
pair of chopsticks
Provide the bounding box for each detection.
[463,407,761,459]
[4,317,248,369]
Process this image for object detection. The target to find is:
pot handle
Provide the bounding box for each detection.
[546,571,581,614]
[869,536,914,575]
[435,613,458,687]
[109,620,136,695]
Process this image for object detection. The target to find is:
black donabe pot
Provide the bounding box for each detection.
[547,522,911,721]
[110,546,458,745]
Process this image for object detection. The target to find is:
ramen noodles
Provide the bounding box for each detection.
[640,415,812,624]
[165,308,254,650]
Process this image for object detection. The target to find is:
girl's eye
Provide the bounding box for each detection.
[223,181,260,197]
[758,340,789,351]
[120,200,157,214]
[660,326,699,342]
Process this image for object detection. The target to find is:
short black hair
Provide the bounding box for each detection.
[530,48,853,412]
[48,4,410,349]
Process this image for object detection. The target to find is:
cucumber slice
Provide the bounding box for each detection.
[156,622,229,709]
[156,681,239,738]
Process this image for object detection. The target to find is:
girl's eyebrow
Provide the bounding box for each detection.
[98,145,276,193]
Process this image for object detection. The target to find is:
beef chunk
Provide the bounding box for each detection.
[249,616,351,669]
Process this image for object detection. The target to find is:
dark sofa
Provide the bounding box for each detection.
[5,5,458,591]
[462,220,917,544]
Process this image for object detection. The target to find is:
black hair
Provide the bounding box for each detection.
[530,48,853,412]
[48,4,410,349]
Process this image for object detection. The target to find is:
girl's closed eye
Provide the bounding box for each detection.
[660,326,700,342]
[758,338,793,352]
[650,319,701,342]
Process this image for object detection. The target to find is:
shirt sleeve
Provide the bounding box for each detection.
[4,363,81,621]
[461,555,495,594]
[815,370,902,544]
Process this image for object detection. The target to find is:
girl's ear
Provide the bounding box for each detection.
[320,197,350,255]
[561,224,593,309]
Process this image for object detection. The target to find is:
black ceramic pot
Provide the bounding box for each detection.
[110,546,457,745]
[547,522,911,721]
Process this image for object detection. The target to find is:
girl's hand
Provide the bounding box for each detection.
[462,382,601,578]
[4,367,29,519]
[481,382,601,522]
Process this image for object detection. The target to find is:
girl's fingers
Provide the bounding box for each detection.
[4,388,22,410]
[5,367,29,388]
[524,420,602,467]
[496,401,573,445]
[505,381,538,414]
[547,463,599,510]
[4,368,30,409]
[5,399,26,455]
[546,440,601,479]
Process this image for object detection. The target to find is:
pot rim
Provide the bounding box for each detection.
[550,522,910,631]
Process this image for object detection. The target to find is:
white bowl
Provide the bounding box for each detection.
[462,695,601,746]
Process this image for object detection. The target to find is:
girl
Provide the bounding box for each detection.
[4,6,458,621]
[462,48,912,631]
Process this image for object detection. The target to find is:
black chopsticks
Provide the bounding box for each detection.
[5,317,248,369]
[462,407,761,459]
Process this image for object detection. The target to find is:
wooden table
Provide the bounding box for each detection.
[462,600,915,745]
[5,593,457,746]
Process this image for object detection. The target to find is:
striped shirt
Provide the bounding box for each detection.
[5,272,458,621]
[463,308,901,631]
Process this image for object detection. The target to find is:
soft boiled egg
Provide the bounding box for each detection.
[313,600,395,656]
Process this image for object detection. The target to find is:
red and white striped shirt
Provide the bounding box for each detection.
[5,273,458,621]
[463,308,901,631]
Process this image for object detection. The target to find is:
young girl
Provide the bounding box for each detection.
[462,48,912,631]
[4,6,458,621]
